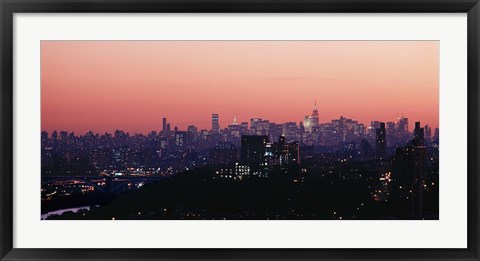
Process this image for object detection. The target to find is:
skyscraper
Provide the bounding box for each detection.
[162,117,167,133]
[398,117,409,133]
[241,135,269,164]
[433,128,439,145]
[386,121,397,147]
[376,122,386,157]
[273,136,300,165]
[304,99,319,133]
[210,142,238,165]
[424,124,432,143]
[414,122,425,146]
[392,126,427,218]
[250,118,262,134]
[212,114,220,133]
[240,122,249,135]
[187,125,198,144]
[254,120,270,136]
[282,122,298,142]
[175,131,186,147]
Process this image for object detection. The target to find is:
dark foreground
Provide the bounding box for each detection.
[45,166,438,220]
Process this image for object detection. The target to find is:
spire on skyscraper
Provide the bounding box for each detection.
[233,115,237,125]
[312,98,319,117]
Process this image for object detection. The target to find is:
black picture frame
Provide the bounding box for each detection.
[1,0,479,260]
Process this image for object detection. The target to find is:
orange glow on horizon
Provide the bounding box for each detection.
[41,41,439,134]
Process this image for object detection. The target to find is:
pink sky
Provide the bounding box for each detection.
[41,41,439,134]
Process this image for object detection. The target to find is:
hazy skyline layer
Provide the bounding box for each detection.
[41,41,439,134]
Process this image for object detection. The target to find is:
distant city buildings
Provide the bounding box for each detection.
[41,99,437,181]
[212,114,220,133]
[41,99,439,220]
[376,122,386,158]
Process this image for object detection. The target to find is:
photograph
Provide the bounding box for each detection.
[40,40,439,220]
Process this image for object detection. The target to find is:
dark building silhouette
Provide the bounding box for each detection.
[433,128,439,145]
[273,136,300,165]
[360,139,373,156]
[300,144,314,164]
[392,124,427,218]
[424,124,432,144]
[386,121,397,147]
[343,142,356,155]
[241,135,269,164]
[414,122,425,146]
[210,142,239,166]
[376,122,386,158]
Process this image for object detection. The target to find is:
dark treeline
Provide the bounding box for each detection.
[48,166,438,220]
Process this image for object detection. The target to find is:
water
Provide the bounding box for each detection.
[41,205,98,220]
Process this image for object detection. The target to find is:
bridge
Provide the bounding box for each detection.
[41,175,167,195]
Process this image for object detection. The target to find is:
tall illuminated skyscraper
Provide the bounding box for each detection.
[212,114,220,133]
[304,99,319,133]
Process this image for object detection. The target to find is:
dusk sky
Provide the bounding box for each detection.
[41,41,439,134]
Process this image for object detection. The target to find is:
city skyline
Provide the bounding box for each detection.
[40,109,434,136]
[41,41,439,134]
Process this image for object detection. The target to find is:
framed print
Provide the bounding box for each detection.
[1,0,479,260]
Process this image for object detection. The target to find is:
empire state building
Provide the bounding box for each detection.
[304,100,319,133]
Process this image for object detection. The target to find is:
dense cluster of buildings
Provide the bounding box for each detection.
[41,101,439,178]
[41,100,439,219]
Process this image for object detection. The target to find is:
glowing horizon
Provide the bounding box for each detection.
[41,41,439,134]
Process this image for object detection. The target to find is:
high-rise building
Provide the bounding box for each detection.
[282,122,298,142]
[254,120,270,136]
[162,118,167,132]
[227,123,242,141]
[398,117,408,131]
[210,142,238,165]
[433,128,439,145]
[424,125,432,143]
[304,99,319,133]
[212,114,220,133]
[51,130,58,140]
[414,122,425,146]
[376,122,386,157]
[273,136,300,165]
[299,144,314,163]
[386,121,397,147]
[240,135,268,164]
[240,122,249,135]
[187,125,198,144]
[175,131,186,147]
[250,118,262,134]
[392,133,427,218]
[369,121,381,140]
